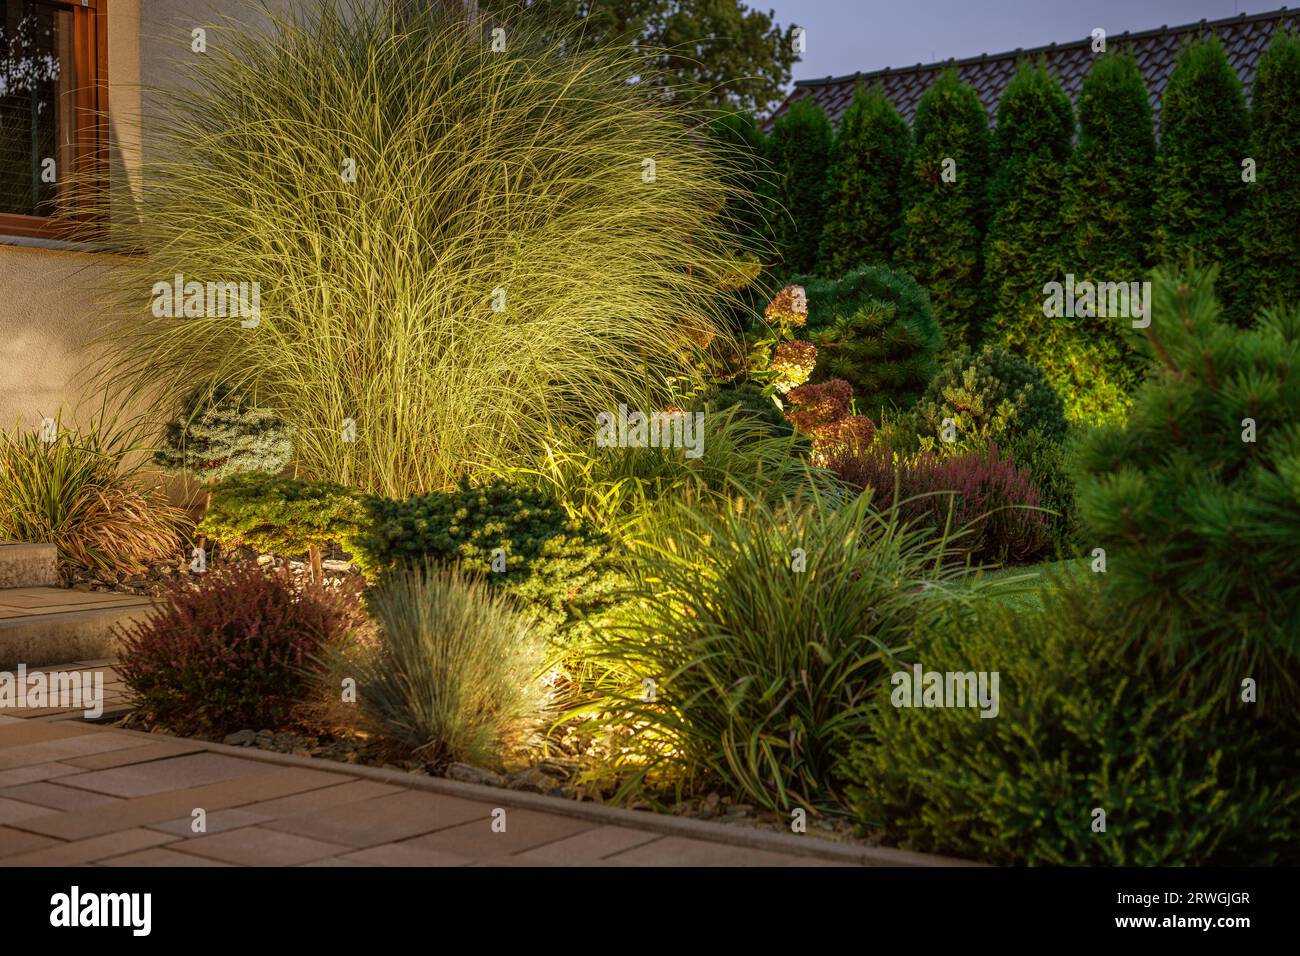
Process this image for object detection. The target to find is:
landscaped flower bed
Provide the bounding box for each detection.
[6,3,1296,868]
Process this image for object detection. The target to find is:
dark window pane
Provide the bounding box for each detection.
[0,1,76,217]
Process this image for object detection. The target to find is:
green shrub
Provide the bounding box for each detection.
[95,1,747,497]
[767,97,833,275]
[796,264,944,418]
[353,479,622,643]
[843,585,1299,865]
[117,564,366,737]
[199,473,367,582]
[1241,27,1300,318]
[0,412,181,577]
[908,346,1067,449]
[1154,37,1250,320]
[1075,267,1300,710]
[818,86,909,275]
[1005,426,1078,558]
[898,347,1075,556]
[582,489,982,811]
[153,383,292,483]
[341,561,550,766]
[900,70,992,347]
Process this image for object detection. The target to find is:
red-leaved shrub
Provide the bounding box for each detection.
[832,443,1048,564]
[116,564,366,735]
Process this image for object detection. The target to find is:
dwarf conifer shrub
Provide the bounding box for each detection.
[767,97,833,275]
[796,264,943,418]
[199,473,368,582]
[818,86,909,275]
[354,479,622,643]
[1154,37,1249,319]
[908,346,1067,449]
[843,585,1299,865]
[117,564,365,736]
[153,384,292,482]
[1241,28,1300,318]
[1074,267,1300,711]
[900,70,991,346]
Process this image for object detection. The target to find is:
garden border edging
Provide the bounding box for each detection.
[110,727,980,867]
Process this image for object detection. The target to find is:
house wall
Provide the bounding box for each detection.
[0,0,303,431]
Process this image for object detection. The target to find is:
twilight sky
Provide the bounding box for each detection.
[764,0,1258,83]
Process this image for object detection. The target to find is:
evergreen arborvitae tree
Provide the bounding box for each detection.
[1074,266,1300,715]
[818,86,910,275]
[1241,27,1300,319]
[707,109,774,259]
[154,384,292,483]
[900,70,992,347]
[1059,53,1155,421]
[767,96,833,276]
[1154,37,1250,320]
[983,63,1078,412]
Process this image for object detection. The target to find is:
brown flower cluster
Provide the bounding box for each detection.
[786,377,876,460]
[764,284,808,328]
[769,340,817,393]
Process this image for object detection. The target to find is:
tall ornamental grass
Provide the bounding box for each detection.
[92,1,749,496]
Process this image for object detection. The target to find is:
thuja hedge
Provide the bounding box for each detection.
[818,86,909,275]
[768,97,833,275]
[983,63,1075,395]
[1241,27,1300,319]
[899,70,991,347]
[1154,36,1250,322]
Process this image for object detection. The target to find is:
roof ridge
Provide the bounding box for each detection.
[793,5,1295,89]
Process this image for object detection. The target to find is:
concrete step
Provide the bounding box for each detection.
[0,542,59,588]
[0,587,154,668]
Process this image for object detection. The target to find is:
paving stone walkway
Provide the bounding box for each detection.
[0,716,956,867]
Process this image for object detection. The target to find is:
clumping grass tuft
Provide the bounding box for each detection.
[577,486,989,811]
[0,411,182,577]
[342,561,552,767]
[90,0,755,496]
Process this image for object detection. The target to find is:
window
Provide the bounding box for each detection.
[0,0,105,239]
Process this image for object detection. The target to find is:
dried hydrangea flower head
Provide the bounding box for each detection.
[785,378,852,435]
[764,284,808,328]
[769,340,817,392]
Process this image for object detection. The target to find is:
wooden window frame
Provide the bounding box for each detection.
[0,0,108,241]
